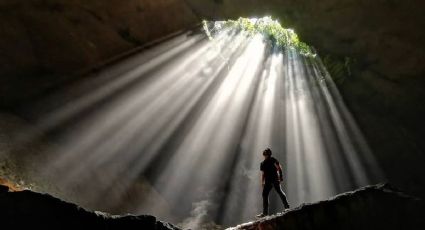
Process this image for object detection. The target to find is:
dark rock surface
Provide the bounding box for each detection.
[1,183,424,230]
[1,0,425,215]
[0,0,199,107]
[0,184,180,229]
[2,183,423,230]
[229,184,425,230]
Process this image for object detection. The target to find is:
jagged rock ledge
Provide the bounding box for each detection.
[0,184,180,229]
[2,183,424,230]
[228,184,425,230]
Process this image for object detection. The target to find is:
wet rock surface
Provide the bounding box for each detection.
[229,184,425,230]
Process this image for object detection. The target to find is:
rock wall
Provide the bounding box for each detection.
[1,0,425,205]
[0,0,199,107]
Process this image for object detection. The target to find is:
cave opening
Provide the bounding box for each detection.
[1,1,425,229]
[0,16,386,228]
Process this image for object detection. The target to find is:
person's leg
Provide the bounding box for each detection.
[262,182,273,215]
[273,182,290,209]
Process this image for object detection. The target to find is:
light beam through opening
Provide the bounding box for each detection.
[18,17,384,228]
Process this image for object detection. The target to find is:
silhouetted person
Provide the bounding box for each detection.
[257,148,290,218]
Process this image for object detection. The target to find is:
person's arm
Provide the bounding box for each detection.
[275,162,284,182]
[260,162,265,187]
[261,171,265,187]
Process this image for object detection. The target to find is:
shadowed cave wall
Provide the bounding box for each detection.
[1,0,425,218]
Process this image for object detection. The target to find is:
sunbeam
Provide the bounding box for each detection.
[20,17,384,228]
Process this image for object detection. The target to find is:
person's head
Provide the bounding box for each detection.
[263,148,272,158]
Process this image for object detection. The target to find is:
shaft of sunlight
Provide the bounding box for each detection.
[24,17,384,228]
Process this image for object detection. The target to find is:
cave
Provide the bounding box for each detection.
[1,1,425,229]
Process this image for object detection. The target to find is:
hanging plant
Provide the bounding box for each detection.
[203,17,315,57]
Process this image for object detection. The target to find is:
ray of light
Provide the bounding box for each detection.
[20,19,385,228]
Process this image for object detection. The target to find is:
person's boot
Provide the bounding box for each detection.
[256,213,267,218]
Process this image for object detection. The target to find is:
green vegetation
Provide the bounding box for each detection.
[203,17,355,85]
[203,17,314,56]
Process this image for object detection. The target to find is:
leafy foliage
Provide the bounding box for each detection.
[203,17,315,56]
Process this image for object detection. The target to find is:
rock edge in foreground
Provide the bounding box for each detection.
[229,183,425,230]
[0,184,180,229]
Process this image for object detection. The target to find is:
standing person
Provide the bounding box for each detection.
[257,148,290,218]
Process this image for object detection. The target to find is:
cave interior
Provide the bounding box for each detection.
[1,0,425,229]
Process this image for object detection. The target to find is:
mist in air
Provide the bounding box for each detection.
[19,17,384,228]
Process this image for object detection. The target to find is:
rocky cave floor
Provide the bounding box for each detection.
[1,183,424,230]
